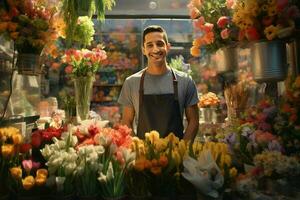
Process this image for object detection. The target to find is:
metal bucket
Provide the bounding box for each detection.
[250,40,287,82]
[16,53,41,75]
[214,46,238,73]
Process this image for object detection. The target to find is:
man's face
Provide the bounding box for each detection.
[142,32,170,65]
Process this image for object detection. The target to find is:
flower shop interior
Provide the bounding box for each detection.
[1,0,300,200]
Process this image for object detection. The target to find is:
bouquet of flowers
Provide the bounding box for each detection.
[95,125,135,199]
[182,141,238,198]
[198,92,220,108]
[0,127,23,196]
[40,131,78,196]
[0,0,60,54]
[188,0,238,57]
[62,46,107,78]
[232,0,300,41]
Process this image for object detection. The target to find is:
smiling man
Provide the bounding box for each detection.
[118,25,199,140]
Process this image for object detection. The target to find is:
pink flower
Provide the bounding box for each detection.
[193,17,205,30]
[221,28,230,39]
[203,23,214,32]
[226,0,234,9]
[22,160,33,174]
[217,16,230,28]
[65,65,73,74]
[255,131,276,144]
[189,7,200,19]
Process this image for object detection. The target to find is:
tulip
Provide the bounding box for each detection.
[22,176,35,190]
[10,167,22,179]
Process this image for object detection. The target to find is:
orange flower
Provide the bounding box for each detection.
[10,167,22,180]
[22,176,35,190]
[10,32,19,40]
[294,76,300,88]
[36,169,48,178]
[158,155,168,168]
[0,22,8,32]
[1,144,14,157]
[134,158,146,171]
[190,46,200,57]
[35,176,47,186]
[150,166,162,175]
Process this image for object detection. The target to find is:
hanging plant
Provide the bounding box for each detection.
[61,0,115,47]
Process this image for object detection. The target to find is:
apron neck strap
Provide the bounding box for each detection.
[139,68,179,105]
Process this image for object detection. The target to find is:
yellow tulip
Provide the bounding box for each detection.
[10,167,22,180]
[1,144,15,157]
[229,167,238,178]
[172,150,181,167]
[36,169,48,178]
[178,140,187,157]
[12,133,23,145]
[35,176,47,186]
[22,176,35,190]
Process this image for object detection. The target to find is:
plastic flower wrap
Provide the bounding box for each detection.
[62,45,107,78]
[0,127,23,195]
[182,141,237,198]
[0,0,60,54]
[198,92,220,108]
[232,0,300,41]
[40,130,78,196]
[187,0,238,57]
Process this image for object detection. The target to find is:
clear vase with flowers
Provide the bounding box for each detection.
[62,46,107,122]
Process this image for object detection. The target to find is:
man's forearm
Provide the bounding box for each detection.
[183,119,199,141]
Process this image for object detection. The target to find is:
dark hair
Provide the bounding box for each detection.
[142,25,168,45]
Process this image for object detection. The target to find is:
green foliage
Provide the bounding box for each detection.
[169,55,193,76]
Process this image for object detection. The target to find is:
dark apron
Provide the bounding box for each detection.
[137,69,184,139]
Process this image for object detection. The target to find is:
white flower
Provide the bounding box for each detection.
[56,176,66,191]
[98,172,107,183]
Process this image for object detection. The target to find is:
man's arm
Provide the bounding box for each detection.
[121,106,135,134]
[184,104,199,141]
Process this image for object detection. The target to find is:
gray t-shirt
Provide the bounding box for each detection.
[118,67,199,126]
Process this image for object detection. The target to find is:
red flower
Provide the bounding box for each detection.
[217,16,230,28]
[20,143,32,153]
[31,131,42,148]
[245,27,260,41]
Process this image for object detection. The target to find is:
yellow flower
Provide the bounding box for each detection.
[190,45,200,57]
[155,139,168,152]
[264,25,279,40]
[294,76,300,88]
[165,133,179,145]
[145,130,160,144]
[261,4,268,11]
[22,176,35,190]
[178,140,187,157]
[229,167,238,178]
[35,176,47,186]
[12,133,23,145]
[1,144,14,157]
[267,0,276,6]
[10,167,22,180]
[268,6,278,17]
[172,149,181,167]
[36,169,48,179]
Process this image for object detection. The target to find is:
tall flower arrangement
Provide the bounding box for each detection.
[188,0,238,57]
[0,0,60,54]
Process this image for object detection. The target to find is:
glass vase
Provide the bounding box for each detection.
[73,76,95,122]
